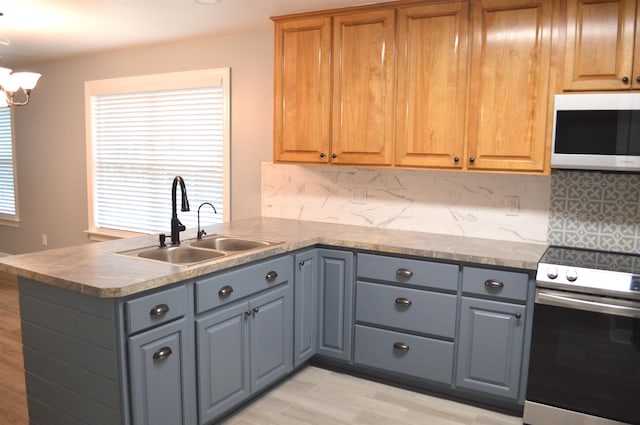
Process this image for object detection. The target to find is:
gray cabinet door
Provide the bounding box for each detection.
[317,249,354,361]
[294,249,318,367]
[250,284,293,393]
[128,317,196,425]
[196,301,251,424]
[456,297,526,400]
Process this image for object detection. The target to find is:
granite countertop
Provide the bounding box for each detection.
[0,217,547,298]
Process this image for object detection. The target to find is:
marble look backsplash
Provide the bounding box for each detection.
[548,170,640,254]
[262,163,551,244]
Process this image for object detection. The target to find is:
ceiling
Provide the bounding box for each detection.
[0,0,382,67]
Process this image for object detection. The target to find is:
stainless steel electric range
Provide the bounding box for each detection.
[524,246,640,425]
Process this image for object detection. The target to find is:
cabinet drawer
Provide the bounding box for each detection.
[196,255,291,314]
[357,253,458,291]
[125,284,189,335]
[356,281,456,338]
[354,324,453,385]
[462,267,529,302]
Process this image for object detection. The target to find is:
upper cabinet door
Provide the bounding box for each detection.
[395,2,469,169]
[274,17,332,163]
[564,0,638,91]
[466,0,554,172]
[332,9,395,165]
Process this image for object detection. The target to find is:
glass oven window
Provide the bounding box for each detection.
[527,303,640,424]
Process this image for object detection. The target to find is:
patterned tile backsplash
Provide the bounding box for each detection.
[548,170,640,254]
[262,163,551,244]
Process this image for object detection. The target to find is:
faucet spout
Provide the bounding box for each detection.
[171,176,190,245]
[197,202,217,240]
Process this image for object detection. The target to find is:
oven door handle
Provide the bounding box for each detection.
[536,289,640,319]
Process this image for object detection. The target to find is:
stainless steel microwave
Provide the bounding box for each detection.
[552,93,640,172]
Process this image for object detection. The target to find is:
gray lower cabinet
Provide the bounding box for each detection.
[455,266,530,402]
[316,249,355,362]
[128,317,196,425]
[353,253,459,386]
[126,283,197,425]
[294,249,318,367]
[196,283,293,424]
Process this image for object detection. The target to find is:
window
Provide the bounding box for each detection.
[85,69,230,239]
[0,107,19,226]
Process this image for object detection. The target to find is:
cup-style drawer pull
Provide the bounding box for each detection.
[484,279,504,289]
[265,271,278,282]
[394,297,412,306]
[152,346,173,360]
[218,285,234,297]
[393,342,410,351]
[396,268,413,279]
[149,304,170,317]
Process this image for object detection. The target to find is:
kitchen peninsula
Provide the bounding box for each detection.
[0,217,546,425]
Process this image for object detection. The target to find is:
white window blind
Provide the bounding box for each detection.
[0,107,17,220]
[87,70,229,236]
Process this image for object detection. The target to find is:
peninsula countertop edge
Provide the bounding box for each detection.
[0,217,548,298]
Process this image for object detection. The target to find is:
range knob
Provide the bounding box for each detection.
[546,267,558,279]
[566,269,578,282]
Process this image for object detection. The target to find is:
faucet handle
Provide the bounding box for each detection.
[197,229,207,240]
[159,233,166,247]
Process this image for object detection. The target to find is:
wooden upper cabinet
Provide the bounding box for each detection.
[395,2,469,169]
[564,0,639,91]
[332,10,395,165]
[274,17,332,163]
[466,0,554,172]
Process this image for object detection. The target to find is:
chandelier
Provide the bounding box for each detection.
[0,66,40,106]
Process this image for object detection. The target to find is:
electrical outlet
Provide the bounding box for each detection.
[41,234,48,246]
[506,196,520,216]
[353,187,367,204]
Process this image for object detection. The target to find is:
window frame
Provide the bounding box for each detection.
[0,107,20,227]
[84,68,231,241]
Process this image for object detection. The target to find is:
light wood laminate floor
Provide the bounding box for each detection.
[0,271,523,425]
[224,366,524,425]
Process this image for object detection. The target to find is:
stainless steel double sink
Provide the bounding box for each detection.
[118,235,281,266]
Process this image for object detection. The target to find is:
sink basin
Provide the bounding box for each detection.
[136,246,226,264]
[190,236,272,252]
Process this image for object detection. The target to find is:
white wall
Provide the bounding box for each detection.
[0,30,274,254]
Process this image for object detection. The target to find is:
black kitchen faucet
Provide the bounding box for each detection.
[170,176,190,245]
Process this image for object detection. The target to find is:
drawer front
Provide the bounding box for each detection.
[357,253,458,291]
[356,281,456,338]
[354,324,453,385]
[126,284,189,335]
[462,267,529,302]
[196,255,291,314]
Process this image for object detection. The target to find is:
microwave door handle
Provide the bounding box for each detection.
[536,289,640,319]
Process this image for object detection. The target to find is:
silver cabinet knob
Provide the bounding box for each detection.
[396,268,413,279]
[393,342,410,351]
[149,303,169,317]
[265,271,278,282]
[152,346,173,360]
[218,285,234,296]
[484,279,504,289]
[394,297,412,306]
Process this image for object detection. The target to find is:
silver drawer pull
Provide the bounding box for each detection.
[149,304,169,317]
[394,297,412,306]
[393,342,410,351]
[152,346,173,360]
[265,271,278,282]
[484,279,504,289]
[396,268,413,279]
[218,285,234,297]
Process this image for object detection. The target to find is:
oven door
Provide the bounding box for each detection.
[524,289,640,425]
